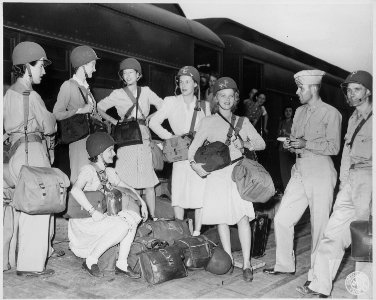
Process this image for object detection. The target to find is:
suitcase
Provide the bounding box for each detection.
[251,213,270,258]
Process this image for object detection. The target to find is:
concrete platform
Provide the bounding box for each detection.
[3,215,358,299]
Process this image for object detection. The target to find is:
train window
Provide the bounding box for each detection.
[242,59,262,99]
[3,34,15,85]
[94,52,120,81]
[149,64,175,99]
[194,44,220,74]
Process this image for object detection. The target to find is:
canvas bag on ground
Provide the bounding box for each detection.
[175,236,213,269]
[137,219,191,245]
[12,91,70,214]
[111,86,143,147]
[350,215,372,262]
[139,244,187,285]
[162,100,206,163]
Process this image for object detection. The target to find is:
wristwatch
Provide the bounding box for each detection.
[189,160,196,166]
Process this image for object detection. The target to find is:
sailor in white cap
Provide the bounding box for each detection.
[264,70,342,286]
[297,71,372,297]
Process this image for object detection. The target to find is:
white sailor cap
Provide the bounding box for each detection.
[294,70,325,85]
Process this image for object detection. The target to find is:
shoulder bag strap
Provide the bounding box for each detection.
[89,162,110,189]
[347,111,372,149]
[22,90,31,166]
[217,112,237,146]
[188,99,202,136]
[123,86,145,120]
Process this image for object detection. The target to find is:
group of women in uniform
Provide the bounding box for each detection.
[4,42,266,282]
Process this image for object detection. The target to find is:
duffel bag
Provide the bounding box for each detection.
[13,165,69,214]
[194,141,231,172]
[137,219,191,245]
[139,245,187,285]
[64,191,106,219]
[128,237,169,273]
[175,236,213,269]
[232,158,275,203]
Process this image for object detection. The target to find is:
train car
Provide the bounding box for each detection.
[3,3,224,176]
[196,18,351,186]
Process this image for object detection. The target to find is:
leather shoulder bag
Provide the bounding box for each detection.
[111,86,143,147]
[12,91,70,214]
[350,215,372,262]
[64,190,107,219]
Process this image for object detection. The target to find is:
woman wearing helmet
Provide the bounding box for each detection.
[188,77,266,282]
[149,66,211,235]
[3,41,57,276]
[97,58,163,219]
[53,45,102,184]
[69,132,148,277]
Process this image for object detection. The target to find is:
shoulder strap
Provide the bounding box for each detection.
[347,111,372,149]
[90,162,109,188]
[22,91,31,165]
[217,112,237,146]
[188,99,203,136]
[123,86,144,120]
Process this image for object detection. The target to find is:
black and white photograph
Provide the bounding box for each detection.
[2,0,374,298]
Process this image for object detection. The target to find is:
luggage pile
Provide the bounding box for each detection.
[126,219,226,285]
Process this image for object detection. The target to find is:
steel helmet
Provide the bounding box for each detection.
[177,66,200,84]
[86,132,115,158]
[212,77,238,95]
[70,45,99,69]
[341,70,372,92]
[119,58,142,74]
[205,247,232,275]
[12,41,51,66]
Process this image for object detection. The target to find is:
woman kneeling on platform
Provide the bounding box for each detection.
[188,77,265,282]
[68,132,148,277]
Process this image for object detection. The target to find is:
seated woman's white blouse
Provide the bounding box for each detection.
[79,165,121,191]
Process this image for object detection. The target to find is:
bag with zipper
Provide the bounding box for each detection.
[111,86,143,147]
[128,237,169,273]
[12,90,70,214]
[139,244,187,285]
[163,100,207,163]
[137,219,191,246]
[175,236,214,269]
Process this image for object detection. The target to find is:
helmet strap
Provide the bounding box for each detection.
[83,65,89,79]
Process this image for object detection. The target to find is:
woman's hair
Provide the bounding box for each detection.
[211,89,239,113]
[253,90,266,102]
[282,105,294,119]
[11,61,38,79]
[88,156,98,163]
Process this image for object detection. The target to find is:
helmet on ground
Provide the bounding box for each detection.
[177,66,200,84]
[205,247,232,275]
[119,58,142,74]
[70,45,99,69]
[212,77,238,95]
[86,132,115,158]
[340,70,372,92]
[12,41,51,66]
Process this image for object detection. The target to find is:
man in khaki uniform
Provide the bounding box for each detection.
[264,70,342,284]
[297,71,372,298]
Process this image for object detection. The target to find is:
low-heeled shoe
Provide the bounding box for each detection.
[243,268,253,282]
[82,261,102,277]
[16,268,55,277]
[296,285,328,298]
[115,266,141,279]
[263,268,295,275]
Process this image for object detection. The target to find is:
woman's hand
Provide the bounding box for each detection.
[191,162,210,178]
[91,210,106,222]
[77,103,94,114]
[232,136,244,150]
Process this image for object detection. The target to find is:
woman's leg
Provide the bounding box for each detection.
[174,206,184,220]
[238,216,252,269]
[144,187,156,218]
[116,226,137,271]
[217,223,232,262]
[86,219,129,267]
[193,208,203,236]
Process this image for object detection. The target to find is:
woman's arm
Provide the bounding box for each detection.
[149,97,174,140]
[97,90,122,125]
[242,118,266,151]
